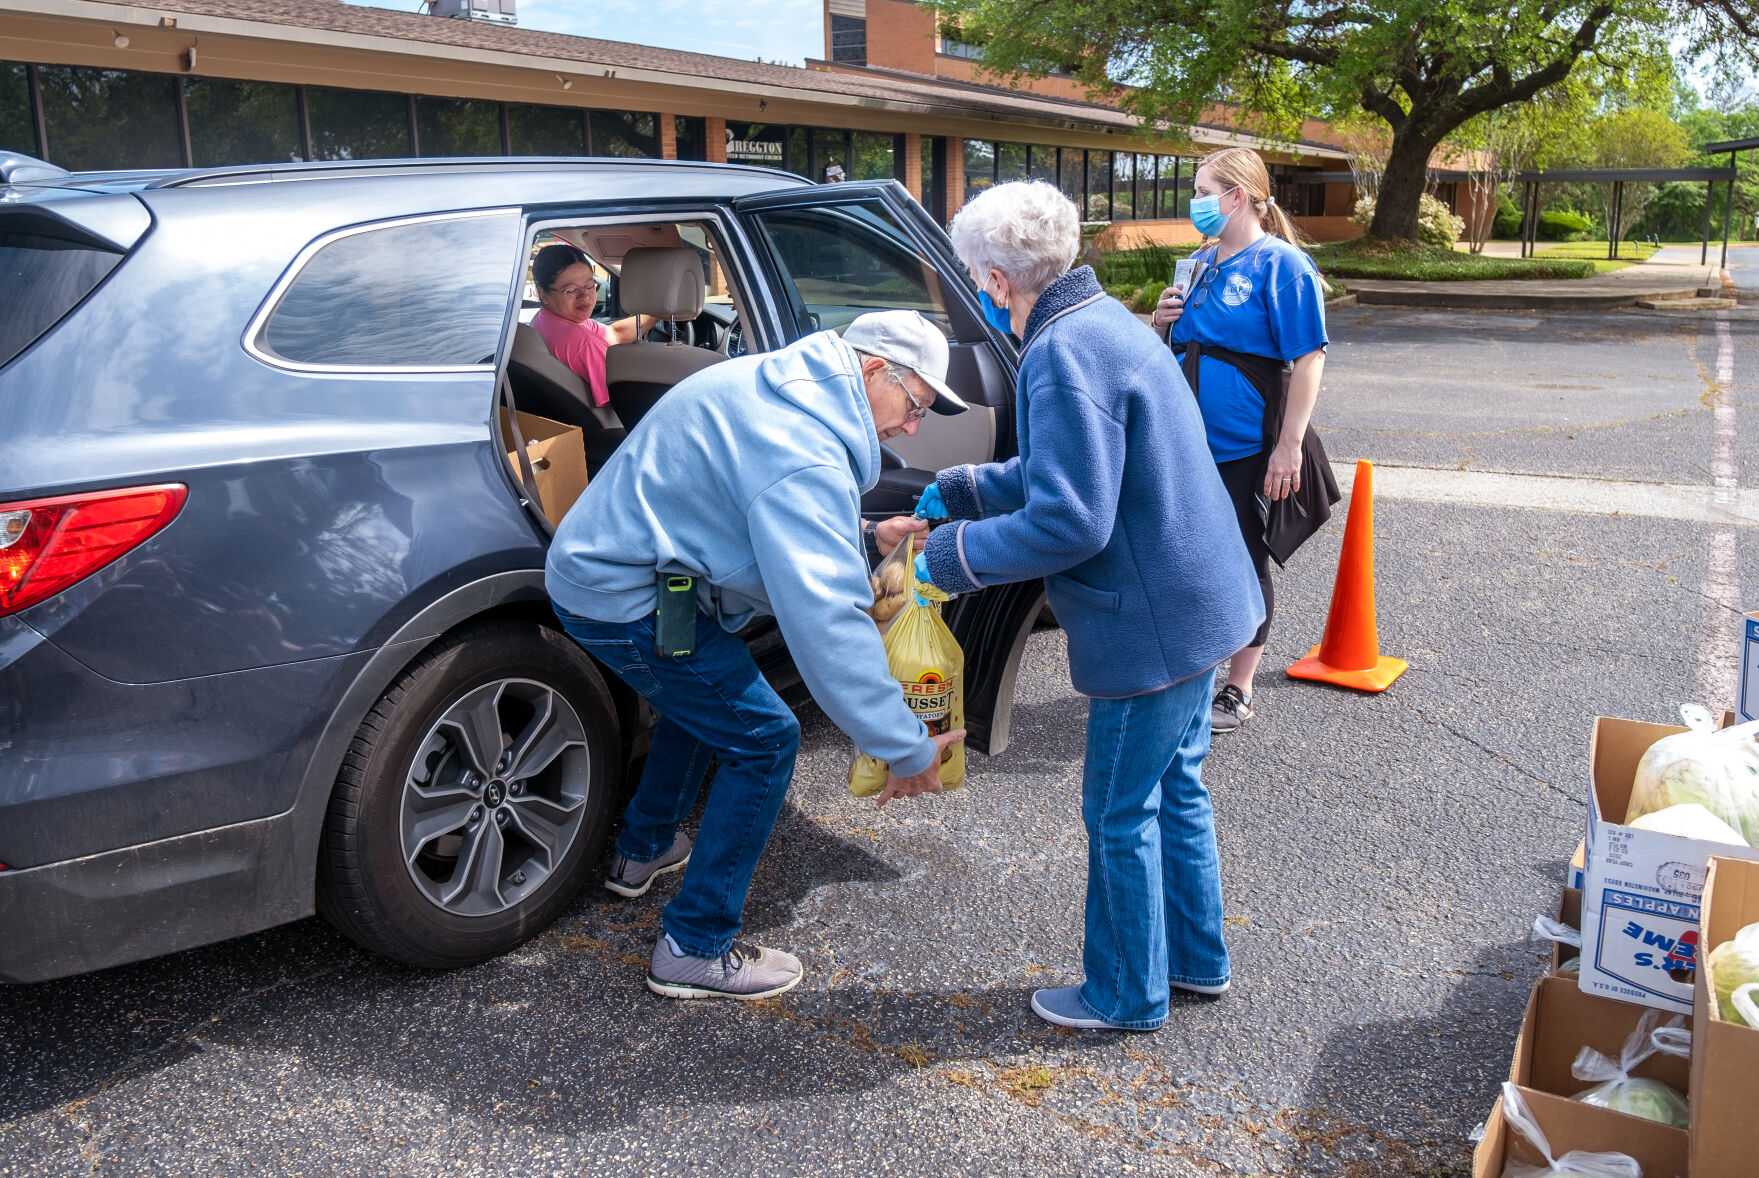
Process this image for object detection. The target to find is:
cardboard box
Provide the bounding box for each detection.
[1689,854,1759,1178]
[499,407,588,529]
[1568,840,1585,892]
[1549,888,1582,977]
[1510,975,1690,1103]
[1472,1084,1688,1178]
[1739,611,1759,722]
[1580,717,1759,1013]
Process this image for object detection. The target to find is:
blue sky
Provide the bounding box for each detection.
[344,0,826,66]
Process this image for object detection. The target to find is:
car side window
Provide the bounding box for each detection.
[749,200,953,339]
[256,210,518,369]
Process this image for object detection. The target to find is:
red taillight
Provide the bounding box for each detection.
[0,484,187,617]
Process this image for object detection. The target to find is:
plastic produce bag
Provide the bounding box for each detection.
[865,531,915,630]
[1569,1007,1689,1128]
[1626,719,1759,844]
[1532,913,1582,973]
[1708,920,1759,1026]
[1627,802,1749,846]
[1498,1082,1641,1178]
[850,534,965,797]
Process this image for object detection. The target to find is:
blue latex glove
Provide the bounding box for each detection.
[913,552,931,584]
[913,483,947,521]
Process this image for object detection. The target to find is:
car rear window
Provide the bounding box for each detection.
[0,218,124,370]
[256,210,518,369]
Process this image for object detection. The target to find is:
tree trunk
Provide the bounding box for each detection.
[1368,128,1441,242]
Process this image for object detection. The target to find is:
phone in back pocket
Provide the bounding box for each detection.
[655,574,697,658]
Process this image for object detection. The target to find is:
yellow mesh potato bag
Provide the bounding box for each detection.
[850,535,965,797]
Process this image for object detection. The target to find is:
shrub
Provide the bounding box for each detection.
[1538,210,1592,241]
[1492,190,1524,239]
[1350,193,1465,248]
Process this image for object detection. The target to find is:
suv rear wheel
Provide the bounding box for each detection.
[316,619,619,968]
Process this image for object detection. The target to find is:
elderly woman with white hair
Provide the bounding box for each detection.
[914,180,1265,1030]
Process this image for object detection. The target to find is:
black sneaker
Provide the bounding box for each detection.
[1210,685,1253,734]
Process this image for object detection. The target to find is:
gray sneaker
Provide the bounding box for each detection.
[647,934,803,1001]
[605,833,691,898]
[1210,685,1253,734]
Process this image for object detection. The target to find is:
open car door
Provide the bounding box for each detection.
[730,180,1044,756]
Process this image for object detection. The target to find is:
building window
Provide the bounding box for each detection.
[589,110,660,158]
[789,127,809,177]
[726,121,789,167]
[830,16,868,66]
[852,131,897,181]
[258,212,518,369]
[1085,150,1112,221]
[415,96,502,157]
[674,115,707,161]
[37,65,182,171]
[996,142,1027,184]
[306,86,412,161]
[1058,149,1083,208]
[963,139,995,204]
[186,78,301,166]
[812,128,852,183]
[939,38,983,61]
[508,103,586,155]
[1112,153,1136,221]
[921,136,940,210]
[1027,145,1056,185]
[1,62,37,156]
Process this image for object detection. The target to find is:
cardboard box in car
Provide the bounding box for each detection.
[1690,854,1759,1178]
[1580,716,1759,1014]
[1470,1083,1687,1178]
[499,407,588,529]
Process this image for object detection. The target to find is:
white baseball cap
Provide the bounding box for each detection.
[841,311,969,415]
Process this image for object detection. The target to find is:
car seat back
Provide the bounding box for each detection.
[605,246,724,431]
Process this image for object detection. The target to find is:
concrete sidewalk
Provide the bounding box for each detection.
[1346,258,1726,311]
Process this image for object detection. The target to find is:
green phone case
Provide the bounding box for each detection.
[655,574,697,658]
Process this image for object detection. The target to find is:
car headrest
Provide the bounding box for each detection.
[618,247,705,321]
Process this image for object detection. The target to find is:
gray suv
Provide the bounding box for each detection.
[0,152,1044,983]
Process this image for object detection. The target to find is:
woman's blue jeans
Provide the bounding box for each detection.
[554,606,799,959]
[1078,670,1230,1028]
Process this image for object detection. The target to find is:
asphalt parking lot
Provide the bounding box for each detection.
[3,301,1756,1176]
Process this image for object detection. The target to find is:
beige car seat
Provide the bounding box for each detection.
[604,246,725,432]
[508,323,624,471]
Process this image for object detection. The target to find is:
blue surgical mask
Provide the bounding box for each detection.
[978,289,1013,334]
[1190,189,1235,237]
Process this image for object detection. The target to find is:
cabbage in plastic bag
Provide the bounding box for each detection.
[1626,719,1759,844]
[1569,1007,1689,1128]
[1709,920,1759,1026]
[1497,1082,1641,1178]
[1627,802,1749,845]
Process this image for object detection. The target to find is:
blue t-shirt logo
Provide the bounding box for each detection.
[1221,274,1255,307]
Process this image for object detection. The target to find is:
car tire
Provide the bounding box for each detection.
[316,619,620,969]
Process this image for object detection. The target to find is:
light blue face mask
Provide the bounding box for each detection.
[1189,188,1237,237]
[978,288,1013,334]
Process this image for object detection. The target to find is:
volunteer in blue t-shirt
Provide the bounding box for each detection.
[1154,147,1329,735]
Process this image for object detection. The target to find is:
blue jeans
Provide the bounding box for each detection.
[554,605,800,959]
[1079,670,1229,1028]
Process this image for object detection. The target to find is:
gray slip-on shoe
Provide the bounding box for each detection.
[1210,685,1253,734]
[646,934,803,1001]
[1030,985,1158,1031]
[605,832,692,898]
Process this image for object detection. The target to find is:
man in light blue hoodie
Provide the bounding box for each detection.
[546,311,969,1002]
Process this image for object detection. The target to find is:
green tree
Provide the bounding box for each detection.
[929,0,1758,241]
[1589,108,1693,240]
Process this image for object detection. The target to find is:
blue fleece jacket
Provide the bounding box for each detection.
[544,332,938,777]
[922,267,1264,699]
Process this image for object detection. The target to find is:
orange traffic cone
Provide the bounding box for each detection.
[1286,459,1407,692]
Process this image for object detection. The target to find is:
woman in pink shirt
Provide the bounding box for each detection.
[529,244,654,407]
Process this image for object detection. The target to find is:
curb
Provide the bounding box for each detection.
[1350,285,1705,311]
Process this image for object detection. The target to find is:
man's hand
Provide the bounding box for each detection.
[1151,287,1185,332]
[875,515,929,557]
[875,729,966,808]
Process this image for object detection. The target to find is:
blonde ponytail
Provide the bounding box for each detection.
[1195,147,1310,246]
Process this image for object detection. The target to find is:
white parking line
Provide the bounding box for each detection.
[1341,461,1759,527]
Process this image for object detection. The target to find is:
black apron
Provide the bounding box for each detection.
[1172,339,1339,567]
